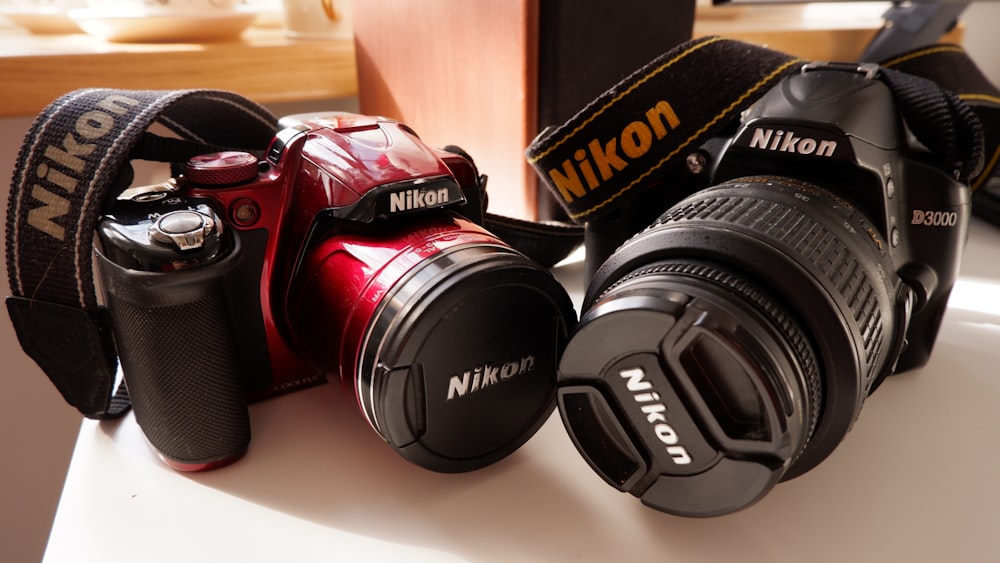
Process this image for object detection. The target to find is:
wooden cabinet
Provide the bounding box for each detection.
[354,0,696,220]
[0,27,358,118]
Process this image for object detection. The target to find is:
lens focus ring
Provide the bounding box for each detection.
[650,180,889,384]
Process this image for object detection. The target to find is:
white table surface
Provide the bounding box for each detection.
[44,218,1000,563]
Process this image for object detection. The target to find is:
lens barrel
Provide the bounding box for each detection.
[559,176,905,515]
[290,213,575,472]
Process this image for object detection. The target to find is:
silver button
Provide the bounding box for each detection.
[149,210,215,250]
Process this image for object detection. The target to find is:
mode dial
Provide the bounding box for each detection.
[185,151,260,186]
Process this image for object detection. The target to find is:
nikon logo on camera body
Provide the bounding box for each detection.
[620,366,692,466]
[25,94,142,240]
[747,127,839,157]
[446,354,536,401]
[546,100,681,204]
[389,186,450,213]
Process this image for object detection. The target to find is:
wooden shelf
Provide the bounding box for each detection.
[0,26,358,118]
[693,3,964,62]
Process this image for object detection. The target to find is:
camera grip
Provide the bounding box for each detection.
[96,250,251,470]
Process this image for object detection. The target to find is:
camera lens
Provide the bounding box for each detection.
[559,176,907,516]
[289,213,575,472]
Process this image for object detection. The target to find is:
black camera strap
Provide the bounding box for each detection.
[7,38,999,422]
[6,89,278,419]
[527,36,1000,223]
[880,44,1000,193]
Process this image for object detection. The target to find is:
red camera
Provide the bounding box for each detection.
[95,114,575,472]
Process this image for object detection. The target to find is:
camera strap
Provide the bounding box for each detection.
[880,44,1000,193]
[7,38,999,422]
[4,88,575,420]
[527,36,1000,223]
[6,89,278,419]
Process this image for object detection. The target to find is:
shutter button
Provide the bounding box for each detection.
[149,210,216,250]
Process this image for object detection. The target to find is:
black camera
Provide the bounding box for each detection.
[555,63,971,516]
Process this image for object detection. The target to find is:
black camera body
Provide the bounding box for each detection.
[558,64,971,516]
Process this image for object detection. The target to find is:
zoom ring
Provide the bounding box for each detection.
[656,184,887,382]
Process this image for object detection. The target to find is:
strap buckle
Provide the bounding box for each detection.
[801,61,881,80]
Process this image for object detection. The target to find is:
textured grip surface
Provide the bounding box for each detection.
[108,288,250,465]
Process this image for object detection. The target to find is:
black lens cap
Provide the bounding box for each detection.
[360,245,575,472]
[558,262,819,516]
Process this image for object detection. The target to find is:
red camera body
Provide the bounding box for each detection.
[183,114,481,400]
[96,113,574,472]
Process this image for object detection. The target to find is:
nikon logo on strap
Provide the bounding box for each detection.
[6,88,280,421]
[528,37,999,224]
[525,36,805,223]
[546,101,680,204]
[25,94,142,240]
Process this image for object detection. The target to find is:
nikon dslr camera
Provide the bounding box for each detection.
[556,63,971,516]
[96,113,574,472]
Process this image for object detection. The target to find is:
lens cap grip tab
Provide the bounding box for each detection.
[558,268,816,517]
[356,245,575,473]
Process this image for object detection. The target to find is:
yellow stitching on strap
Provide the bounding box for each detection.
[881,45,966,68]
[972,144,1000,192]
[570,57,804,221]
[960,93,1000,106]
[959,92,1000,191]
[527,36,726,164]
